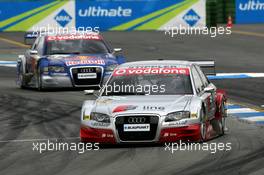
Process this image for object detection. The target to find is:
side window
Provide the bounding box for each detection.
[195,65,209,87]
[31,37,40,50]
[192,66,204,94]
[36,37,44,55]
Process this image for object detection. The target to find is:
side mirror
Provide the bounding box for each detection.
[113,48,122,53]
[30,50,38,55]
[204,86,215,93]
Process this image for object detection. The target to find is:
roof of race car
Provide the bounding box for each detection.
[118,60,193,68]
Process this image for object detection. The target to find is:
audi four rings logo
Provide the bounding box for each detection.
[80,68,94,73]
[128,117,146,123]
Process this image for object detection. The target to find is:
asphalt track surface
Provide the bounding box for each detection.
[0,29,264,175]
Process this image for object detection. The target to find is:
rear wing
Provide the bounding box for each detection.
[191,60,216,76]
[24,31,39,45]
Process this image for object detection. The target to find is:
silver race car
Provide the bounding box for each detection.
[80,60,227,143]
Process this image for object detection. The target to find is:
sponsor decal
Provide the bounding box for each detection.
[143,106,165,111]
[183,9,201,27]
[167,120,187,126]
[112,105,137,113]
[78,6,132,17]
[65,56,97,61]
[65,59,105,66]
[239,0,264,11]
[96,98,114,104]
[90,121,110,127]
[113,68,190,76]
[54,9,72,27]
[236,0,264,24]
[123,124,150,132]
[78,73,97,79]
[46,34,101,41]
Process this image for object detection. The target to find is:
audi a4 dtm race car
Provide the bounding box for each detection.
[17,33,125,90]
[80,60,227,143]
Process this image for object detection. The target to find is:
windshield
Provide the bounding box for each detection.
[102,67,193,96]
[46,39,109,55]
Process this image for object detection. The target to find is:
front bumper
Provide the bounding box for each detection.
[80,123,201,144]
[80,126,116,143]
[41,74,103,88]
[42,75,73,88]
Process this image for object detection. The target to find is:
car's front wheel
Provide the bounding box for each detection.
[18,63,26,89]
[200,109,207,142]
[36,66,43,91]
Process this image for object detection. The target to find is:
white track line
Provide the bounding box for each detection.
[0,61,17,67]
[243,116,264,122]
[0,64,16,67]
[227,108,257,114]
[0,137,80,143]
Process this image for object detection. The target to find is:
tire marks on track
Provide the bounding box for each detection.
[0,94,82,175]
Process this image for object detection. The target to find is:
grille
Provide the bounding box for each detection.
[71,67,102,86]
[115,115,159,141]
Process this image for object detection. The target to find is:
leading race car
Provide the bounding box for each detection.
[80,60,227,143]
[17,32,125,90]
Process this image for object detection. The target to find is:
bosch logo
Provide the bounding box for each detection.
[54,9,72,27]
[128,117,146,124]
[183,9,200,27]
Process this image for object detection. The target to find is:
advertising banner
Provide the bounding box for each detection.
[236,0,264,24]
[0,0,205,32]
[0,0,75,32]
[76,0,205,31]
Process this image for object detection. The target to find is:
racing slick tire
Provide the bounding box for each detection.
[36,66,43,91]
[199,109,207,142]
[211,101,226,136]
[18,64,27,89]
[219,101,226,136]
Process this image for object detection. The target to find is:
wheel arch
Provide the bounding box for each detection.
[215,89,227,119]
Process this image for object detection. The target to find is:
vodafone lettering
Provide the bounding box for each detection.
[113,68,190,76]
[47,35,101,41]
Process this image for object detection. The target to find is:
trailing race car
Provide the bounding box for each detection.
[80,60,227,143]
[17,32,125,90]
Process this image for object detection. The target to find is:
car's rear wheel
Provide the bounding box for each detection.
[219,101,226,135]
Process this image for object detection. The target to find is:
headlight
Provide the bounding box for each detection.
[165,111,190,122]
[90,112,110,123]
[49,66,65,73]
[43,67,49,73]
[82,110,90,120]
[105,64,118,72]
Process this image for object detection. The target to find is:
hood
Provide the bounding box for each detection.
[94,95,193,116]
[46,53,117,67]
